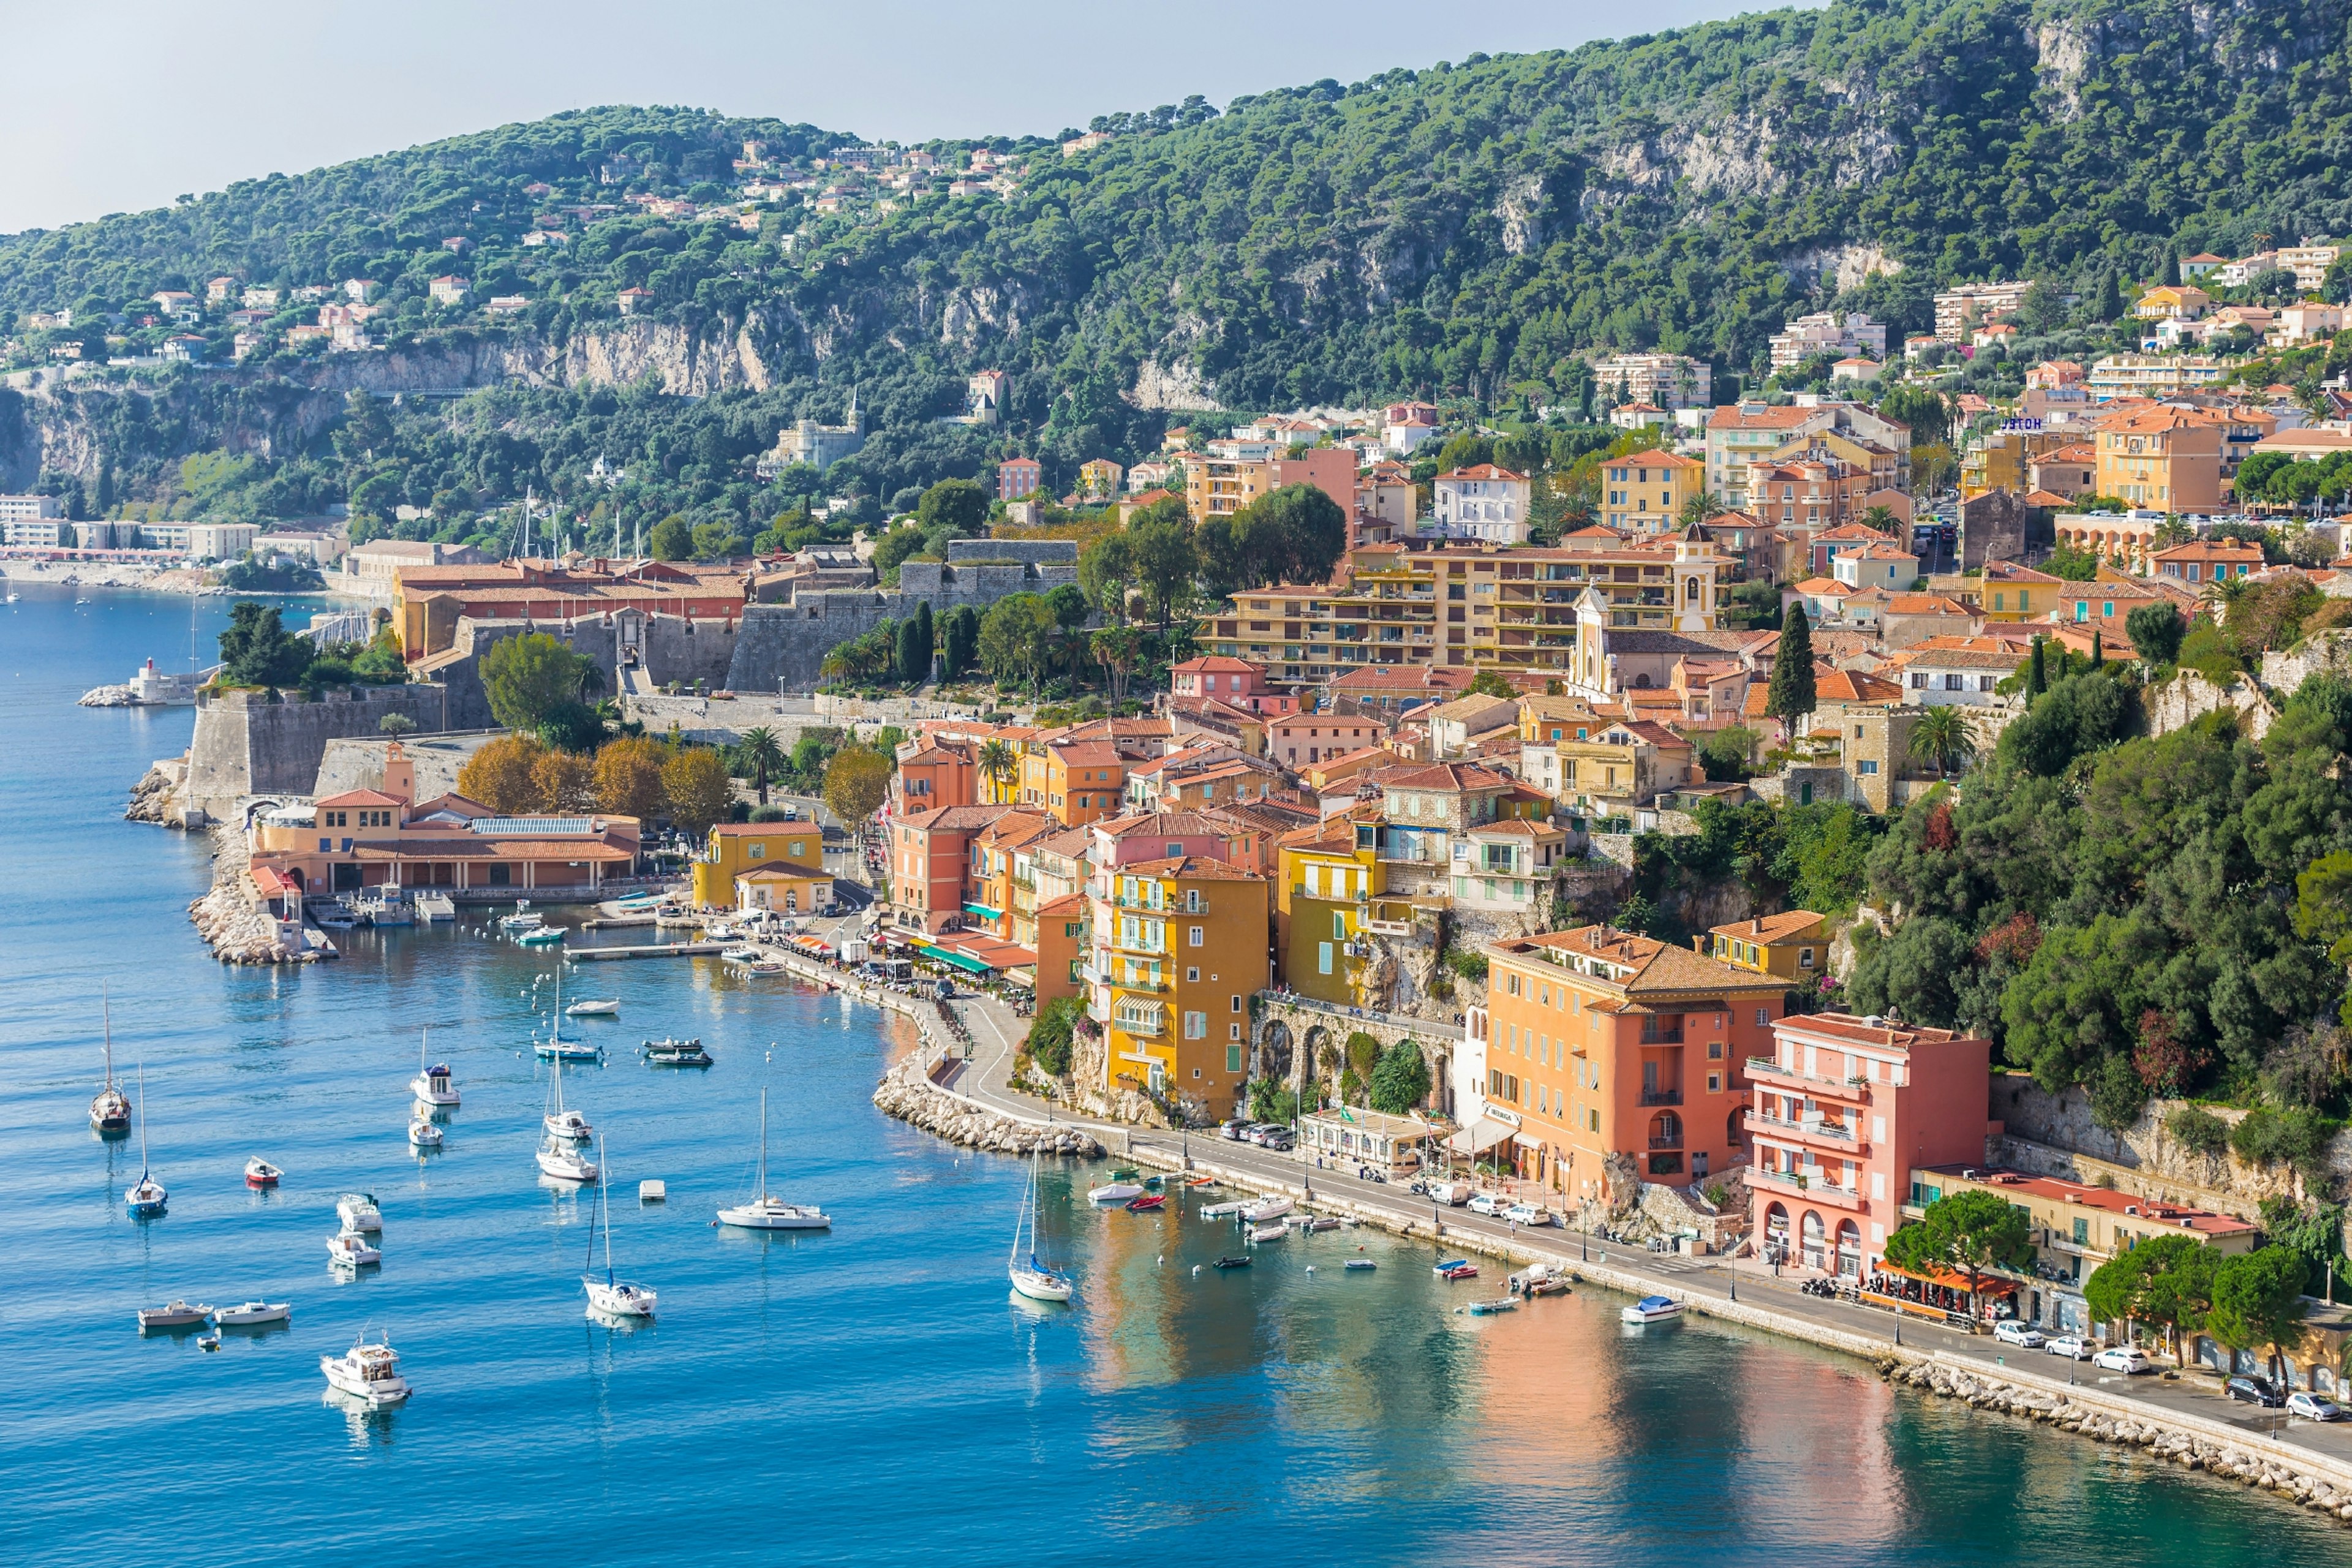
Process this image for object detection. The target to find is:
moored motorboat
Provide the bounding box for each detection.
[1088,1182,1145,1204]
[1126,1193,1166,1212]
[566,998,621,1017]
[1510,1263,1571,1297]
[1465,1297,1520,1316]
[215,1300,292,1326]
[1240,1196,1293,1224]
[518,926,565,948]
[719,945,761,963]
[137,1300,213,1329]
[1212,1255,1252,1270]
[244,1156,282,1188]
[715,1089,827,1229]
[1344,1258,1378,1272]
[1621,1295,1684,1325]
[1434,1259,1479,1281]
[499,899,541,930]
[410,1027,459,1106]
[1248,1222,1288,1243]
[321,1333,411,1406]
[336,1192,383,1232]
[1199,1200,1248,1219]
[328,1231,382,1267]
[408,1116,443,1148]
[641,1037,712,1066]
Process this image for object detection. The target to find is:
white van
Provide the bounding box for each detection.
[1421,1180,1472,1207]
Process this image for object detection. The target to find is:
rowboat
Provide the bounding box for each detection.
[1125,1193,1165,1212]
[1465,1297,1520,1316]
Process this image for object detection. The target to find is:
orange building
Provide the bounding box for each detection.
[888,804,1001,933]
[1482,924,1788,1204]
[1041,741,1129,826]
[1033,893,1087,1005]
[893,740,977,813]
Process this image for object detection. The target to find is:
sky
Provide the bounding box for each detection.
[0,0,1795,235]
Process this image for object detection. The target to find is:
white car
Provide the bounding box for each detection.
[1992,1321,2046,1349]
[1466,1193,1507,1216]
[2045,1335,2095,1360]
[2286,1391,2345,1422]
[1504,1202,1555,1227]
[2093,1346,2152,1374]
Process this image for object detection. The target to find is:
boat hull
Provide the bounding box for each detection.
[215,1303,290,1325]
[320,1360,410,1406]
[410,1077,460,1106]
[536,1150,598,1182]
[584,1280,657,1317]
[1087,1183,1144,1204]
[336,1201,382,1232]
[715,1203,828,1230]
[137,1303,212,1329]
[1009,1267,1074,1303]
[1240,1198,1293,1223]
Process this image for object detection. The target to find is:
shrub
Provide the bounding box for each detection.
[1444,948,1490,981]
[748,804,790,823]
[1025,997,1082,1077]
[2166,1105,2232,1158]
[2229,1104,2340,1183]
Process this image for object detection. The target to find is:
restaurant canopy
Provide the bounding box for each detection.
[1444,1115,1517,1155]
[1879,1261,2018,1296]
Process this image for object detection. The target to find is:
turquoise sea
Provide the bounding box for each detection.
[2,582,2344,1565]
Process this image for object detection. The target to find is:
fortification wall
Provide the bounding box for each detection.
[727,557,1076,693]
[184,684,451,804]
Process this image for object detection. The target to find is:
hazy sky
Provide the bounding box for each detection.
[0,0,1793,235]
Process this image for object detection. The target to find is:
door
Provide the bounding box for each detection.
[331,862,363,892]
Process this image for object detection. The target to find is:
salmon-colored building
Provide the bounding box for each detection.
[1748,1011,1994,1278]
[887,804,1003,933]
[893,740,978,814]
[1033,893,1087,1005]
[1482,925,1788,1202]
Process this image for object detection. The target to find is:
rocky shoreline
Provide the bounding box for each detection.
[184,821,328,965]
[1880,1357,2352,1523]
[871,1052,1104,1158]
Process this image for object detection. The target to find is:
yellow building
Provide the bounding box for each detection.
[1704,911,1826,981]
[2094,407,2225,512]
[1185,455,1270,524]
[1087,855,1269,1116]
[691,821,824,907]
[734,865,835,915]
[1077,458,1125,501]
[1969,560,2065,622]
[1602,449,1705,533]
[1273,815,1389,1005]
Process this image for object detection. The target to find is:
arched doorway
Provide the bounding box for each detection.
[1800,1210,1827,1270]
[1763,1202,1790,1262]
[1834,1218,1862,1278]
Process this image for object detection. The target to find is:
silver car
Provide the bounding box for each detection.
[1993,1321,2045,1349]
[2046,1334,2095,1360]
[2286,1390,2345,1422]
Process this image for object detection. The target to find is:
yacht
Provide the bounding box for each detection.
[537,1133,598,1183]
[1240,1196,1294,1224]
[543,1045,592,1141]
[499,899,541,930]
[582,1136,656,1318]
[715,1088,829,1230]
[89,993,131,1134]
[137,1300,213,1329]
[215,1300,292,1326]
[320,1333,412,1406]
[336,1192,383,1232]
[407,1116,443,1148]
[244,1157,282,1188]
[125,1063,167,1218]
[328,1231,382,1267]
[565,998,621,1017]
[1008,1148,1074,1303]
[410,1028,459,1107]
[1621,1295,1685,1325]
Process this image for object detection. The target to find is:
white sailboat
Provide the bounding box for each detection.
[715,1087,829,1230]
[582,1135,657,1318]
[410,1027,459,1107]
[536,1063,598,1181]
[124,1061,166,1218]
[1008,1147,1074,1303]
[89,990,130,1133]
[533,961,598,1060]
[542,1039,592,1141]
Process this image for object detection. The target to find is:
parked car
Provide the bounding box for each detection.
[1422,1180,1472,1207]
[1466,1193,1508,1216]
[1219,1119,1248,1140]
[2285,1391,2345,1422]
[2093,1346,2152,1374]
[2045,1335,2095,1361]
[2226,1376,2286,1408]
[1261,1131,1294,1152]
[1245,1123,1284,1146]
[1503,1202,1555,1227]
[1992,1321,2046,1349]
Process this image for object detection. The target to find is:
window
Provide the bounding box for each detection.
[1707,1072,1722,1093]
[2073,1217,2090,1244]
[1184,1011,1206,1040]
[1229,1023,1242,1041]
[1319,941,1333,975]
[1186,967,1200,983]
[1799,948,1815,968]
[1755,1008,1769,1026]
[1589,1108,1600,1132]
[1231,994,1242,1013]
[1189,925,1204,948]
[1856,760,1879,775]
[1708,1041,1723,1060]
[748,843,766,860]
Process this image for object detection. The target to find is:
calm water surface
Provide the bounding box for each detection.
[1,584,2341,1566]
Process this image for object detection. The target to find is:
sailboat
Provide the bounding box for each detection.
[1008,1147,1074,1303]
[89,990,130,1134]
[410,1027,459,1107]
[715,1088,829,1230]
[582,1135,657,1318]
[533,962,599,1061]
[534,1045,597,1182]
[542,1039,592,1142]
[125,1061,167,1218]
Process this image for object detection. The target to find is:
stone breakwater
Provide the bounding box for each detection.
[872,1054,1104,1158]
[186,822,328,965]
[1880,1357,2352,1525]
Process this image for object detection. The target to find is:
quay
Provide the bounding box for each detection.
[568,941,726,962]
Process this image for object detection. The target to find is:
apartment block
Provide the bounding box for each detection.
[1602,450,1704,533]
[1085,856,1270,1117]
[1769,311,1888,371]
[1932,281,2034,341]
[1593,352,1713,410]
[2094,407,2225,511]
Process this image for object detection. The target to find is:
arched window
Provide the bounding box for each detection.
[1649,1110,1681,1148]
[1763,1202,1789,1238]
[1801,1210,1827,1270]
[1835,1218,1863,1278]
[1633,673,1653,688]
[1684,576,1700,603]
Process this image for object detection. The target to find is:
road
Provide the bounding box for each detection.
[938,987,2352,1468]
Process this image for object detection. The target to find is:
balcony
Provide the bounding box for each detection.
[1637,1089,1683,1107]
[1648,1135,1683,1150]
[1747,1164,1866,1211]
[1746,1057,1873,1099]
[1750,1110,1868,1153]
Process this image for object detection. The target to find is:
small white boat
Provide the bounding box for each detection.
[642,1037,712,1066]
[719,945,761,963]
[1199,1200,1249,1219]
[137,1300,213,1329]
[517,926,565,948]
[215,1300,292,1326]
[408,1117,443,1148]
[582,1136,656,1318]
[126,1058,167,1216]
[745,959,789,975]
[410,1027,459,1106]
[1009,1148,1074,1303]
[565,998,620,1017]
[328,1231,382,1267]
[314,908,360,931]
[1248,1222,1288,1243]
[321,1333,411,1406]
[336,1192,383,1232]
[715,1088,828,1229]
[537,1135,598,1183]
[499,900,541,930]
[90,992,131,1133]
[543,1037,592,1141]
[1621,1295,1684,1325]
[1088,1182,1145,1204]
[1240,1196,1293,1224]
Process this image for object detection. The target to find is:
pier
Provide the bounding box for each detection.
[568,941,727,962]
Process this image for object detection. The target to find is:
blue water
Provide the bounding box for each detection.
[2,582,2343,1566]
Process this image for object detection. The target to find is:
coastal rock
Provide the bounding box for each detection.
[124,764,181,824]
[871,1052,1105,1159]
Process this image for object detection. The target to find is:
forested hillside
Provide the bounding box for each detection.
[6,0,2352,534]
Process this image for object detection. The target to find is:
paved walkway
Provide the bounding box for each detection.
[941,987,2352,1468]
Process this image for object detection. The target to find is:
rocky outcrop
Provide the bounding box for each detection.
[189,881,314,965]
[124,764,181,824]
[872,1054,1105,1157]
[1880,1358,2352,1525]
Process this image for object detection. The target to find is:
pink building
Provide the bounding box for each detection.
[998,457,1042,501]
[1746,1012,1994,1279]
[1167,656,1296,715]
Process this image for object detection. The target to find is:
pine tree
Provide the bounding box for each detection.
[2027,636,2048,698]
[1767,603,1816,729]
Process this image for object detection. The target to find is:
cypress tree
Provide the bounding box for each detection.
[2027,636,2048,698]
[2091,628,2104,668]
[2162,250,2181,287]
[914,600,935,682]
[895,616,922,685]
[1767,603,1817,729]
[2094,270,2123,323]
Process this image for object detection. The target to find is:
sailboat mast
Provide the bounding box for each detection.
[757,1087,768,1200]
[137,1060,149,1175]
[602,1137,616,1283]
[102,987,115,1091]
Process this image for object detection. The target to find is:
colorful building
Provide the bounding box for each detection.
[1273,813,1389,1005]
[1703,911,1826,981]
[691,821,825,908]
[1087,856,1270,1116]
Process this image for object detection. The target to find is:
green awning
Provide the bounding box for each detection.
[919,946,997,975]
[962,902,1003,920]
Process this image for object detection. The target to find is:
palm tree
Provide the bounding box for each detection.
[1091,626,1140,707]
[976,739,1018,802]
[576,662,606,701]
[1861,504,1900,535]
[819,649,850,687]
[737,725,786,804]
[1907,705,1979,779]
[1678,489,1725,528]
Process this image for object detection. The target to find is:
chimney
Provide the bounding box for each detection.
[1752,916,1763,933]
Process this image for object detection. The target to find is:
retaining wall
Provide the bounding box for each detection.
[184,684,451,804]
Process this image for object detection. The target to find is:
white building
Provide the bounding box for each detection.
[1933,281,2034,341]
[1770,312,1888,372]
[137,522,258,559]
[3,520,65,546]
[1430,464,1531,543]
[1593,352,1713,411]
[1384,419,1440,456]
[2277,240,2342,292]
[1897,646,2022,707]
[0,494,64,523]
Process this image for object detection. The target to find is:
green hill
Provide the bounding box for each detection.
[5,0,2352,534]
